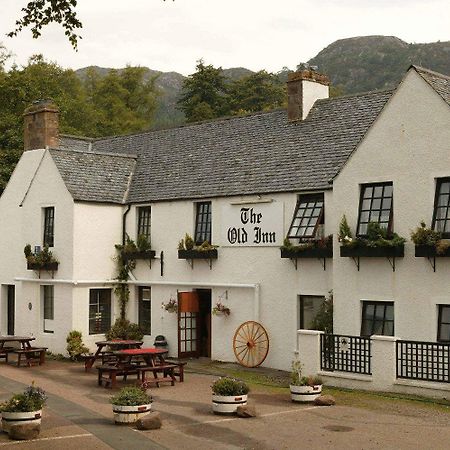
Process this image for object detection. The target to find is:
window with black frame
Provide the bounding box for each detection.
[361,301,394,336]
[43,285,54,333]
[288,193,324,240]
[299,295,325,329]
[357,182,393,236]
[432,178,450,238]
[137,206,151,240]
[43,207,55,247]
[438,305,450,342]
[138,287,151,335]
[89,289,111,334]
[195,202,212,244]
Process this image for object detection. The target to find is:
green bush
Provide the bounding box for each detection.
[105,318,144,341]
[410,221,441,246]
[0,385,47,412]
[66,330,89,360]
[184,233,195,250]
[136,234,151,252]
[211,377,249,396]
[110,386,152,406]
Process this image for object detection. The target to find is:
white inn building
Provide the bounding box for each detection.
[1,66,449,396]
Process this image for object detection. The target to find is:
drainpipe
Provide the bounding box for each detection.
[122,204,131,244]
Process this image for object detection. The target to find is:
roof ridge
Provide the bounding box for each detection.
[49,147,136,159]
[411,65,450,81]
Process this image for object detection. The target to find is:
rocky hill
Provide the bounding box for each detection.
[76,36,450,127]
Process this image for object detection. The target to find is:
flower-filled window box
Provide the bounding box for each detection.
[415,245,450,257]
[338,216,405,271]
[178,234,218,269]
[117,235,155,263]
[24,244,59,272]
[280,236,333,259]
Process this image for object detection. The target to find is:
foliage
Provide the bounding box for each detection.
[110,386,152,406]
[136,234,151,252]
[311,290,333,333]
[161,297,177,313]
[178,235,218,252]
[436,240,450,255]
[212,301,230,316]
[105,318,144,341]
[8,0,83,50]
[290,359,322,387]
[24,244,58,266]
[281,235,332,251]
[410,221,441,246]
[184,233,195,250]
[211,377,249,396]
[114,236,136,319]
[338,217,406,248]
[66,330,89,360]
[178,59,229,122]
[0,384,47,412]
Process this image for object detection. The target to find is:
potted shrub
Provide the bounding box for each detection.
[178,234,218,260]
[0,384,47,433]
[24,244,59,271]
[110,386,152,424]
[66,330,89,360]
[411,221,450,257]
[211,377,249,415]
[289,359,322,403]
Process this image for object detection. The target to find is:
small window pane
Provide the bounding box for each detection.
[43,207,55,247]
[195,202,212,244]
[288,194,324,240]
[363,187,373,199]
[361,301,394,337]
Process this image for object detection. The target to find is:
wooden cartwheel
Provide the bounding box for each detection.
[233,321,269,368]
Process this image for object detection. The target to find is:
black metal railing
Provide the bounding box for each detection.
[396,340,450,383]
[320,334,371,375]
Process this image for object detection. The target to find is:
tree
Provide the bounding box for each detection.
[8,0,83,50]
[178,59,229,122]
[227,70,286,115]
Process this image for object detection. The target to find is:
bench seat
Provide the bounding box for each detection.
[13,347,48,367]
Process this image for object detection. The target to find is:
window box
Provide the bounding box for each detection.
[340,245,404,258]
[27,261,59,271]
[415,245,450,257]
[281,247,332,259]
[122,250,156,262]
[178,249,218,260]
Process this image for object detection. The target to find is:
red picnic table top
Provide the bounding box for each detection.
[114,347,167,356]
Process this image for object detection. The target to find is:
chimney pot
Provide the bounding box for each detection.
[287,70,330,121]
[23,99,59,151]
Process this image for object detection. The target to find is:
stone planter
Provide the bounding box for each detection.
[112,404,152,424]
[212,394,247,415]
[1,410,42,433]
[290,384,322,402]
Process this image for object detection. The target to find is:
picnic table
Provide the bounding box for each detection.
[0,336,47,366]
[84,339,143,370]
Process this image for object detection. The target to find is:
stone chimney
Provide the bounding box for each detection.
[287,70,330,121]
[23,99,59,151]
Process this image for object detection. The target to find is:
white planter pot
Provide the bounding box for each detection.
[212,394,247,415]
[112,404,152,424]
[1,410,42,433]
[290,384,322,402]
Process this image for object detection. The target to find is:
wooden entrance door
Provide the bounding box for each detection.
[7,285,15,335]
[178,292,199,358]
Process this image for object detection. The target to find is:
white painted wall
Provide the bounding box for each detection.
[332,70,450,340]
[302,80,329,119]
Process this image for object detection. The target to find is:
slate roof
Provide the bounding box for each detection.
[49,148,136,204]
[413,65,450,106]
[58,89,391,203]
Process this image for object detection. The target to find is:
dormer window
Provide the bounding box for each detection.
[195,201,212,244]
[357,182,393,236]
[288,193,324,240]
[432,178,450,238]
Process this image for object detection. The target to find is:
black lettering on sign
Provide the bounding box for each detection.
[240,207,263,224]
[254,227,276,244]
[227,227,248,244]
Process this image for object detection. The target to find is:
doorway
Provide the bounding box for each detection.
[177,289,211,358]
[7,285,15,335]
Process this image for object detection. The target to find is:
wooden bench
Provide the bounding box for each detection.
[165,360,187,382]
[137,364,178,387]
[13,347,47,367]
[97,364,140,388]
[0,347,14,363]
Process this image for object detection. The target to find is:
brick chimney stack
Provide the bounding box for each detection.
[287,70,330,121]
[23,99,59,151]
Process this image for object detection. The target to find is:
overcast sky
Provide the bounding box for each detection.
[1,0,449,75]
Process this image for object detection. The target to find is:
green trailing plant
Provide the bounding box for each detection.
[184,233,195,250]
[105,318,144,341]
[338,217,406,248]
[311,290,333,333]
[211,377,249,396]
[290,359,322,387]
[66,330,89,360]
[161,297,178,313]
[0,384,47,412]
[110,386,152,406]
[24,244,59,267]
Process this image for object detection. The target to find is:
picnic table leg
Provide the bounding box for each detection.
[39,350,45,365]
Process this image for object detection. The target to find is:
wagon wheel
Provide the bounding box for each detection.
[233,321,269,368]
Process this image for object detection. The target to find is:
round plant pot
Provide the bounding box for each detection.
[212,394,247,415]
[290,384,322,402]
[112,404,152,424]
[1,410,42,433]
